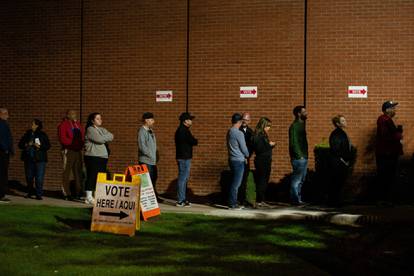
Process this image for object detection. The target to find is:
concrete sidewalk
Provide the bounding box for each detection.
[3,192,414,227]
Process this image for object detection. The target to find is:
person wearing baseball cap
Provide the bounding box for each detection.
[227,113,249,210]
[175,112,198,207]
[381,101,398,112]
[138,112,161,202]
[375,100,403,204]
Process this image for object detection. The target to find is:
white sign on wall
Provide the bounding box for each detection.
[156,90,173,102]
[348,86,368,98]
[240,86,258,98]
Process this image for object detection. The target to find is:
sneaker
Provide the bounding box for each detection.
[176,201,185,207]
[36,196,43,200]
[184,201,191,207]
[85,197,94,205]
[228,205,244,210]
[256,202,270,208]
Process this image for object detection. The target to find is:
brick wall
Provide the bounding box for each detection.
[1,0,413,198]
[306,0,414,195]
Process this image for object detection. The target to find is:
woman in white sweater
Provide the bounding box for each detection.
[84,112,114,204]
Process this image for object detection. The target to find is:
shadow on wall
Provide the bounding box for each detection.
[7,180,64,198]
[364,127,377,165]
[265,171,318,204]
[162,177,224,205]
[357,154,414,204]
[9,153,414,205]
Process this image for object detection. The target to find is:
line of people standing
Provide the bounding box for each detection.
[136,111,199,207]
[58,110,114,204]
[224,106,324,209]
[226,113,276,209]
[0,100,404,206]
[226,100,403,208]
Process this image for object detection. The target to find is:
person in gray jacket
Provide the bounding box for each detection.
[84,112,113,204]
[138,112,160,201]
[227,113,249,209]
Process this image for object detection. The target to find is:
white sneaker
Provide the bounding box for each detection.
[85,197,94,205]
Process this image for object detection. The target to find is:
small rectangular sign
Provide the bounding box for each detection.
[126,165,161,221]
[240,86,258,98]
[348,86,368,98]
[156,90,173,102]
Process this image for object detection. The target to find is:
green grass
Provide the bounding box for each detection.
[0,205,367,275]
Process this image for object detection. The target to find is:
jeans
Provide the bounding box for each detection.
[177,159,192,203]
[290,158,308,203]
[229,160,245,207]
[238,160,250,203]
[0,151,9,198]
[24,160,46,197]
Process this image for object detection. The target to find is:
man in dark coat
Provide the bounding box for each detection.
[238,112,254,206]
[0,108,13,202]
[175,112,198,207]
[375,101,403,203]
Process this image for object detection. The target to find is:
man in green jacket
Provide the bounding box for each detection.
[289,106,308,204]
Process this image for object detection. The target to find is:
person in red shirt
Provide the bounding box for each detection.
[58,110,85,200]
[375,101,403,203]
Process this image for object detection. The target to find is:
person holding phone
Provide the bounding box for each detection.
[252,117,275,208]
[18,119,51,200]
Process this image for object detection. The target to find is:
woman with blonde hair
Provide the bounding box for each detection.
[328,114,354,206]
[252,117,275,207]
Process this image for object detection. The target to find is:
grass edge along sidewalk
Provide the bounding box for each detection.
[1,205,412,275]
[5,193,414,227]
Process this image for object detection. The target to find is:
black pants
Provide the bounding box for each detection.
[84,156,108,192]
[376,155,398,201]
[327,158,349,206]
[254,158,271,203]
[0,151,9,198]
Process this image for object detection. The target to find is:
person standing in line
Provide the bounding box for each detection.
[84,113,113,204]
[328,115,354,207]
[252,117,275,208]
[0,108,14,202]
[175,112,198,207]
[18,119,51,200]
[238,112,254,206]
[138,112,161,201]
[289,106,308,205]
[227,113,250,210]
[58,110,85,200]
[375,101,403,204]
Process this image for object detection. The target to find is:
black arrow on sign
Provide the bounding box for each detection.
[99,211,129,220]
